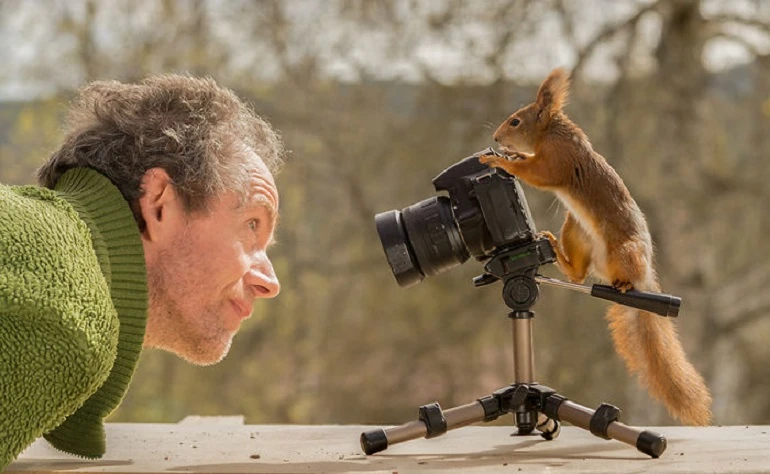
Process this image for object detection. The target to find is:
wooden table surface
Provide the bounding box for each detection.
[9,420,770,473]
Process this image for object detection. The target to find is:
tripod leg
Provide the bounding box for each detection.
[545,396,667,458]
[361,383,531,454]
[360,401,486,455]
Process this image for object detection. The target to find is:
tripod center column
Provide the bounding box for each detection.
[511,311,535,383]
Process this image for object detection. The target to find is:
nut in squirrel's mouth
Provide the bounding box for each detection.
[498,146,527,160]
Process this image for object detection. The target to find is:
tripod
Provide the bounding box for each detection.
[360,236,680,458]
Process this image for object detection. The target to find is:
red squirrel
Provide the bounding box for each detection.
[480,68,712,426]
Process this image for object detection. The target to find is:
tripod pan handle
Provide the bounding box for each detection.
[590,285,680,317]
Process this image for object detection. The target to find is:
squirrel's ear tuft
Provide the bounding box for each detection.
[535,68,570,121]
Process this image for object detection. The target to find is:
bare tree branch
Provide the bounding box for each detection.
[719,308,770,335]
[710,32,767,59]
[712,263,770,331]
[708,14,770,35]
[483,0,535,83]
[572,0,666,81]
[554,0,577,47]
[602,24,644,163]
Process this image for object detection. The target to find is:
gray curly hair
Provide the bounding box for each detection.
[38,74,285,231]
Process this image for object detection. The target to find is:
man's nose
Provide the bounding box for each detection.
[245,257,280,298]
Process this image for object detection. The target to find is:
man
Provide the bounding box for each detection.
[0,74,283,468]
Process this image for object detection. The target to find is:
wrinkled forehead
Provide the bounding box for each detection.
[234,146,279,222]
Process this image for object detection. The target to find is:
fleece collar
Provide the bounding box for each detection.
[44,167,148,458]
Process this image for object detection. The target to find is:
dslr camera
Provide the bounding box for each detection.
[375,148,556,310]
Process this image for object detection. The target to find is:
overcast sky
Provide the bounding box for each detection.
[0,0,768,101]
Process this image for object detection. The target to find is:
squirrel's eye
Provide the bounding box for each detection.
[510,118,521,127]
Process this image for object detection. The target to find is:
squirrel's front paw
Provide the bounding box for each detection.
[612,280,634,293]
[479,154,504,166]
[537,230,559,246]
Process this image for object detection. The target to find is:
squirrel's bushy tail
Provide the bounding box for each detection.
[605,290,712,426]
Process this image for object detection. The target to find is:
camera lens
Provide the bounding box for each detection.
[375,210,423,287]
[375,196,470,287]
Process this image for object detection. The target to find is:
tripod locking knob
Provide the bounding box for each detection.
[503,276,539,311]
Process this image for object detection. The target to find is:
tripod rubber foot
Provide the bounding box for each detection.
[636,430,667,458]
[360,429,388,455]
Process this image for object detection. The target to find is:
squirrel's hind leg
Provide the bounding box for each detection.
[540,213,593,284]
[605,240,651,292]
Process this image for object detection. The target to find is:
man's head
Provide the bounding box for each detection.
[38,74,284,365]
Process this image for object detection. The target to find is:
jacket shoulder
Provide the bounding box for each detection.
[0,183,119,470]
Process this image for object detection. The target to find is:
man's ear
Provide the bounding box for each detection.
[138,167,179,242]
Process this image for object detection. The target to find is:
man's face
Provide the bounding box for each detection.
[140,152,280,365]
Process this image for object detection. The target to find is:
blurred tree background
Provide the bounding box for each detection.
[1,0,769,427]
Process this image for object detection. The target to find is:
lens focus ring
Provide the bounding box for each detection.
[402,197,469,279]
[375,210,424,287]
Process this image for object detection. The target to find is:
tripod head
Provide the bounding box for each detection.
[472,236,681,317]
[471,236,556,312]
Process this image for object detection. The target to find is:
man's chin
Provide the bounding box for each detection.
[151,336,234,366]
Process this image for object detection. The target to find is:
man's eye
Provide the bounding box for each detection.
[248,219,259,231]
[510,118,521,127]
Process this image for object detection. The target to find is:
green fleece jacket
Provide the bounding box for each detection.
[0,168,147,470]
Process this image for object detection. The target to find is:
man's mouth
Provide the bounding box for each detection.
[231,300,253,320]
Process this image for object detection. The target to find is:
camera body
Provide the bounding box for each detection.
[375,149,551,289]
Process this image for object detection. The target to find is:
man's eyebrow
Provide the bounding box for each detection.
[252,197,280,247]
[239,194,277,223]
[263,202,280,248]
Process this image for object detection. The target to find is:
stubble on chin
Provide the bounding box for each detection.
[144,259,234,366]
[144,302,235,366]
[172,334,233,366]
